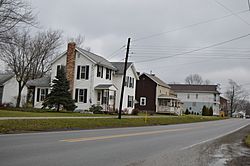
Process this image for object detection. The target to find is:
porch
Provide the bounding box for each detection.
[95,84,117,112]
[157,95,182,115]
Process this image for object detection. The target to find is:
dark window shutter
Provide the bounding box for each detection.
[101,90,104,104]
[77,66,80,79]
[97,65,100,77]
[45,89,49,97]
[37,88,40,102]
[106,68,108,79]
[75,89,79,102]
[101,67,103,78]
[56,65,60,76]
[109,70,112,80]
[127,95,129,107]
[86,66,89,80]
[84,89,87,103]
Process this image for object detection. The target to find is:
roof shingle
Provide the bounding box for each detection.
[0,73,14,86]
[169,84,220,93]
[143,73,170,88]
[77,47,117,70]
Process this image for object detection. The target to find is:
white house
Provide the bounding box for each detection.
[28,42,138,113]
[111,62,139,114]
[27,76,51,108]
[0,73,27,106]
[169,84,220,115]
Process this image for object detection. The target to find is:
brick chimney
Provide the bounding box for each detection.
[66,42,76,96]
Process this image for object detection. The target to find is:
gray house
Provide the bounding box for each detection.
[0,73,27,106]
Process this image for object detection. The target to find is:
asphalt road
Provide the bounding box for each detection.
[0,119,249,166]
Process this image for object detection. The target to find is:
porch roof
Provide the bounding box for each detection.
[158,94,178,100]
[94,84,118,91]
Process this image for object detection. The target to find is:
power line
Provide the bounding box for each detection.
[133,33,250,63]
[213,0,250,26]
[106,45,126,60]
[96,45,126,64]
[132,9,249,42]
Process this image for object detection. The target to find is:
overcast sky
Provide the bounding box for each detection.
[26,0,250,94]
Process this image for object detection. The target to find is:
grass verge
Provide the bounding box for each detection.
[245,134,250,147]
[0,115,225,134]
[0,109,109,117]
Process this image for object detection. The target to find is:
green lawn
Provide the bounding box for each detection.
[0,109,109,117]
[245,134,250,147]
[0,115,225,134]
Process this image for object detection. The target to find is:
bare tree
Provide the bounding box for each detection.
[0,0,35,44]
[185,74,203,85]
[30,30,62,79]
[67,34,85,48]
[0,29,61,107]
[67,34,91,51]
[204,79,211,85]
[225,79,249,117]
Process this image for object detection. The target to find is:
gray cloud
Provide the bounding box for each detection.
[26,0,250,93]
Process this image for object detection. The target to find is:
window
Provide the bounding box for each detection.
[140,97,146,106]
[56,65,65,76]
[79,89,84,102]
[124,76,129,87]
[129,78,134,88]
[76,65,89,80]
[75,89,87,103]
[36,88,48,102]
[214,94,217,102]
[97,65,103,78]
[106,68,112,80]
[80,66,86,79]
[196,94,198,99]
[187,94,190,99]
[124,76,134,88]
[128,95,134,107]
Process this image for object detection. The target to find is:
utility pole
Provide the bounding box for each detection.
[230,85,234,117]
[248,0,250,11]
[118,38,131,119]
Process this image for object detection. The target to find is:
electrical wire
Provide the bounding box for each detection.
[213,0,250,26]
[132,9,249,43]
[133,33,250,63]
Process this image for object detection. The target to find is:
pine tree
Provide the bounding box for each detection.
[209,107,213,116]
[43,68,76,111]
[202,105,208,116]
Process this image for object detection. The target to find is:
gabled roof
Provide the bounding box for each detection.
[111,62,133,75]
[111,62,139,80]
[169,84,220,93]
[142,73,170,88]
[27,76,51,87]
[0,73,14,86]
[51,47,117,70]
[76,47,117,70]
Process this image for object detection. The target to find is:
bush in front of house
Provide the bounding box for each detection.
[202,105,213,116]
[185,109,190,115]
[131,108,139,115]
[209,107,213,116]
[89,105,103,114]
[202,105,208,116]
